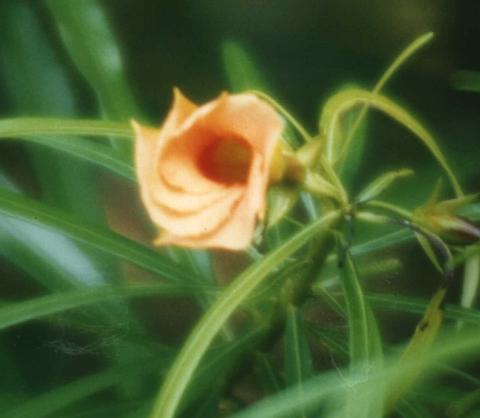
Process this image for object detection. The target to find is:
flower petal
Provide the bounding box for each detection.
[133,90,283,250]
[161,88,198,136]
[203,93,283,157]
[158,126,227,194]
[152,186,243,239]
[158,156,266,250]
[152,175,230,214]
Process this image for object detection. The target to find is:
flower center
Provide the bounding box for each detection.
[198,137,253,184]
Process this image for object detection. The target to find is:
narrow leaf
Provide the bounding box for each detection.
[356,168,413,204]
[367,292,480,325]
[229,330,480,418]
[20,135,135,180]
[46,0,140,121]
[416,233,443,273]
[340,243,373,366]
[339,236,383,418]
[222,40,269,93]
[384,287,446,412]
[3,361,162,418]
[461,255,480,309]
[0,117,132,139]
[0,188,193,282]
[149,210,340,418]
[284,305,313,418]
[0,283,207,331]
[340,32,434,162]
[319,89,463,197]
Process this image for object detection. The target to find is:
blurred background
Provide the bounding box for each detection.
[0,1,480,417]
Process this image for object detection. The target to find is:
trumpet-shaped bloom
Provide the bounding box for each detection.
[133,89,283,250]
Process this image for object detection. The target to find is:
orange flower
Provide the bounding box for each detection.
[132,89,283,250]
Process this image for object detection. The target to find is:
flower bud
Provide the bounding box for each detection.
[413,194,480,244]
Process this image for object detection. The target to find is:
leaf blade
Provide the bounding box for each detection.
[0,283,207,332]
[0,117,132,139]
[319,89,462,197]
[149,210,340,418]
[0,188,193,283]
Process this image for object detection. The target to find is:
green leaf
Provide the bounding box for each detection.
[285,305,313,386]
[0,117,132,139]
[185,327,266,409]
[3,361,162,418]
[222,40,269,93]
[340,242,380,367]
[367,292,480,325]
[454,243,480,267]
[460,255,480,310]
[46,0,140,121]
[0,2,124,293]
[0,2,97,211]
[0,171,108,291]
[338,32,434,164]
[306,323,348,358]
[0,283,208,332]
[229,329,480,418]
[384,287,446,413]
[446,387,480,418]
[337,102,369,189]
[51,401,143,418]
[267,186,300,228]
[415,233,443,273]
[338,235,383,418]
[351,229,413,257]
[256,352,283,393]
[148,210,340,418]
[284,305,313,418]
[19,135,135,181]
[459,201,480,221]
[356,168,414,204]
[319,89,463,197]
[397,400,435,418]
[0,188,193,283]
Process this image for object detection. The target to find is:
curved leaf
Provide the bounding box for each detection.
[319,89,462,197]
[46,0,140,120]
[149,210,340,418]
[340,32,434,162]
[12,135,135,180]
[0,188,194,283]
[229,330,480,418]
